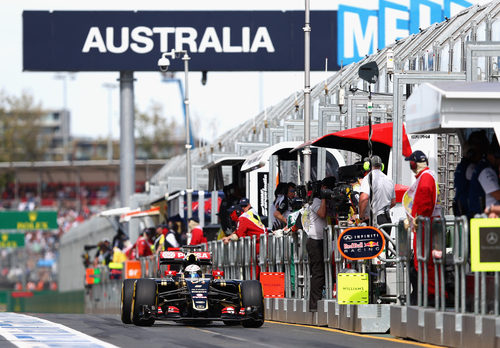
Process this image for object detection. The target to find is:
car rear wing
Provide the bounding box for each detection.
[159,251,212,265]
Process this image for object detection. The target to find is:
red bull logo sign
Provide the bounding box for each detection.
[337,226,385,261]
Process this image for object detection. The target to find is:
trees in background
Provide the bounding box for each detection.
[0,91,49,162]
[135,101,185,159]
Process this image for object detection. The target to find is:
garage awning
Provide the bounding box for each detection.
[120,206,160,222]
[201,156,245,170]
[291,123,412,165]
[405,82,500,134]
[241,141,304,172]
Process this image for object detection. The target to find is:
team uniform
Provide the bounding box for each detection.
[403,167,441,297]
[190,225,207,245]
[359,169,395,227]
[234,208,267,279]
[235,209,267,253]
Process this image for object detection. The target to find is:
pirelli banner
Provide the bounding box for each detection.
[22,11,338,72]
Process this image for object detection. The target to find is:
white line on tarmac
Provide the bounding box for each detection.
[0,312,119,348]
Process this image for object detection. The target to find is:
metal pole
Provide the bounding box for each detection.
[119,71,135,207]
[183,52,193,220]
[55,73,72,162]
[103,83,117,162]
[303,0,312,183]
[62,77,68,162]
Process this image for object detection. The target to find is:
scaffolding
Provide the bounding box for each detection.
[148,0,500,215]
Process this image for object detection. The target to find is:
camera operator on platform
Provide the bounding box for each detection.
[358,155,396,232]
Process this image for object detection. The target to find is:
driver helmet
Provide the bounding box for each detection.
[184,264,202,279]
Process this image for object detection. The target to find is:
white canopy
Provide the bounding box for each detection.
[240,141,303,172]
[405,82,500,135]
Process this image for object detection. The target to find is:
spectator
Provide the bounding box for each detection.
[270,182,288,230]
[302,179,328,312]
[94,239,112,266]
[467,138,500,218]
[188,218,207,246]
[219,184,243,235]
[272,182,296,230]
[155,221,182,254]
[454,130,489,216]
[403,150,442,305]
[112,227,129,250]
[358,155,396,232]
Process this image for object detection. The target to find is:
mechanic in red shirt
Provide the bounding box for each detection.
[188,218,207,246]
[125,227,157,259]
[403,150,442,305]
[223,198,266,251]
[222,198,267,279]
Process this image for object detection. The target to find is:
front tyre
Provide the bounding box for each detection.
[121,279,135,324]
[132,279,157,326]
[240,280,264,328]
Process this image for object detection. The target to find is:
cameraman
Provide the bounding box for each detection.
[358,155,395,232]
[305,178,328,312]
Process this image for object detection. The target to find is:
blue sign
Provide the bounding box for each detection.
[23,11,338,72]
[337,226,385,260]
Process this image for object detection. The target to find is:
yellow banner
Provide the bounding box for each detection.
[337,273,369,304]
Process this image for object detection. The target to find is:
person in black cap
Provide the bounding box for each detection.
[403,150,441,305]
[468,137,500,217]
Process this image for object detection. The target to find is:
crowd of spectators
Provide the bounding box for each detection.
[0,189,102,290]
[1,182,118,210]
[91,217,208,269]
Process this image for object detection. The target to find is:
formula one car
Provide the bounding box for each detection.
[120,249,264,327]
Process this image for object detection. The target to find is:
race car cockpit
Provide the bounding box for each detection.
[184,264,203,279]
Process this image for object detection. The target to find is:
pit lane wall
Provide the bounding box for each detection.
[0,290,84,313]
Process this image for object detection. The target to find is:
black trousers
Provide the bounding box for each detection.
[376,211,392,235]
[306,238,325,309]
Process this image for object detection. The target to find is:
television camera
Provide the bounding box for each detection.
[81,244,98,268]
[296,163,364,221]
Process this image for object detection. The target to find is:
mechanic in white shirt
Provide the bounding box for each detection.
[358,155,396,230]
[303,179,328,312]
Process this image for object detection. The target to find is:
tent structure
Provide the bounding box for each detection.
[293,123,413,166]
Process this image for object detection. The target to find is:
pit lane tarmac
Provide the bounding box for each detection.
[9,313,440,348]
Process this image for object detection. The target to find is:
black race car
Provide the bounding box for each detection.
[120,249,264,327]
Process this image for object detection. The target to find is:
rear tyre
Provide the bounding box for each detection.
[121,279,135,324]
[132,279,157,326]
[240,280,264,328]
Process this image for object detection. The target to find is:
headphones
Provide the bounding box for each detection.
[363,157,385,172]
[409,159,428,170]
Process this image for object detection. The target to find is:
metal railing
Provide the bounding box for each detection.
[86,214,500,320]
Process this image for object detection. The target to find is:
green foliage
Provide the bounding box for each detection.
[0,90,49,162]
[135,101,182,159]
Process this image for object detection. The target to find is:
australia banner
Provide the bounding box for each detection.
[23,1,472,72]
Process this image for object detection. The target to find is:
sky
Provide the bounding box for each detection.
[1,0,488,143]
[0,0,356,143]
